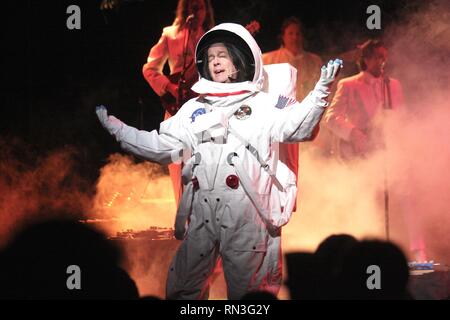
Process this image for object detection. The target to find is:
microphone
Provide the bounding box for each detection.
[380,63,389,82]
[227,70,240,80]
[186,14,195,23]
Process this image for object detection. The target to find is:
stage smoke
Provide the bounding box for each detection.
[0,138,92,248]
[282,0,450,265]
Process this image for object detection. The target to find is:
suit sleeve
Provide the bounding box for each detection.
[112,115,187,165]
[142,29,171,97]
[270,87,330,143]
[323,80,355,141]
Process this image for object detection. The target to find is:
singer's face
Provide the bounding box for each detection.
[188,0,206,26]
[365,47,388,77]
[207,43,238,83]
[282,23,303,51]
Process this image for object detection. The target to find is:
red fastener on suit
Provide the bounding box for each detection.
[226,174,239,189]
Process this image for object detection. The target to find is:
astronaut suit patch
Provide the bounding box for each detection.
[275,95,297,109]
[234,105,252,120]
[190,107,207,123]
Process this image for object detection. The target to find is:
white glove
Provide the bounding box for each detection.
[314,58,343,93]
[96,105,123,136]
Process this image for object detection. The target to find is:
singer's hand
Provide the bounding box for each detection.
[166,83,179,99]
[315,58,343,92]
[349,128,368,155]
[96,105,123,135]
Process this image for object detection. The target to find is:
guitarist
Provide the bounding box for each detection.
[324,39,405,161]
[324,40,428,262]
[142,0,215,206]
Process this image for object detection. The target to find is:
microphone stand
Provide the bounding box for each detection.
[381,70,392,240]
[174,16,194,198]
[178,17,194,105]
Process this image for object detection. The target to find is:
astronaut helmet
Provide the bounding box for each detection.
[194,23,264,90]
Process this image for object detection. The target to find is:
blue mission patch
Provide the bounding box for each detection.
[190,107,206,122]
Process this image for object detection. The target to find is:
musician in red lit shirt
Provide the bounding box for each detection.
[142,0,215,206]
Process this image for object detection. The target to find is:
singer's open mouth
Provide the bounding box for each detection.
[214,69,225,75]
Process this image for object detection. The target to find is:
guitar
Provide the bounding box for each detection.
[244,20,261,37]
[333,125,386,161]
[161,20,261,116]
[160,63,198,116]
[335,136,368,161]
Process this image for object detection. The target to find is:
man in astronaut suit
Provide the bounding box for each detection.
[97,23,342,299]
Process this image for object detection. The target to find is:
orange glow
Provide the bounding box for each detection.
[91,154,177,238]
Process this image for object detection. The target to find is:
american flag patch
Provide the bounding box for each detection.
[275,95,297,109]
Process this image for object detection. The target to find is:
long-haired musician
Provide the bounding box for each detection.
[142,0,215,206]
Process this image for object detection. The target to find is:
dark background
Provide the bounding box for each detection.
[1,0,421,183]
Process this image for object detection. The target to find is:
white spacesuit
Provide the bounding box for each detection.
[97,23,342,299]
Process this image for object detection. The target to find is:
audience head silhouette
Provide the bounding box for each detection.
[338,239,410,299]
[0,216,139,299]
